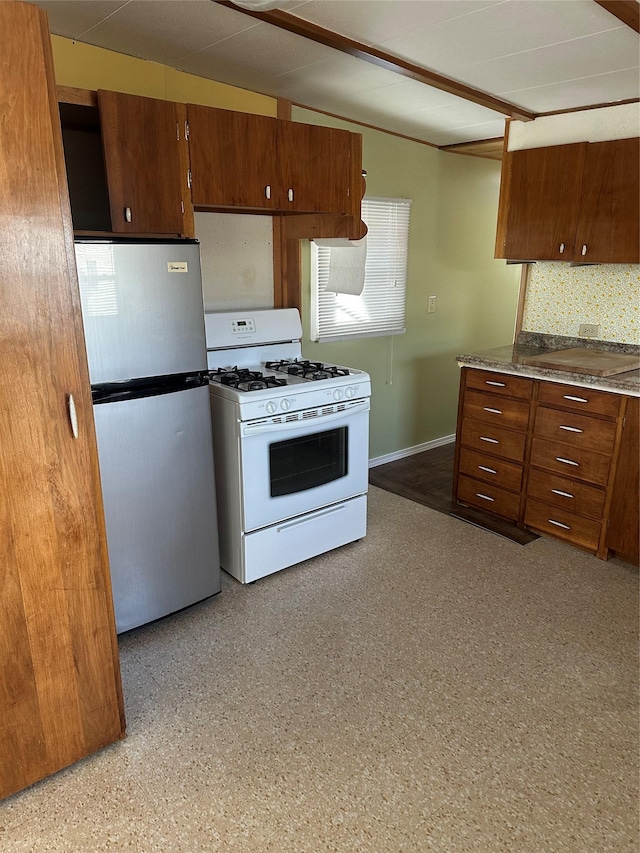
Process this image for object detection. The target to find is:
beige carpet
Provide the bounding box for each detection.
[3,486,638,851]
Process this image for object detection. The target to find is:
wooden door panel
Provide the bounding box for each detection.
[1,2,124,800]
[188,104,278,209]
[606,397,640,564]
[575,138,640,264]
[499,143,585,260]
[98,90,185,235]
[278,122,351,214]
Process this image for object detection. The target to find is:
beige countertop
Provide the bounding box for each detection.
[456,333,640,397]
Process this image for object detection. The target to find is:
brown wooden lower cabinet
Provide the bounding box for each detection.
[606,397,640,565]
[454,367,639,564]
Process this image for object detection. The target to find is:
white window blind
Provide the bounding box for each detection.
[311,196,411,342]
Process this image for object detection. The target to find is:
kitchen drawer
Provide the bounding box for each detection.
[457,474,520,521]
[538,382,621,419]
[464,389,531,431]
[526,468,606,521]
[460,418,528,463]
[534,405,617,454]
[524,498,602,551]
[530,437,611,486]
[458,447,523,493]
[465,369,533,400]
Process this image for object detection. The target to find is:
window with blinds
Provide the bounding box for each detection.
[311,196,411,342]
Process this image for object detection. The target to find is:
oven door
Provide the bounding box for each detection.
[240,398,369,532]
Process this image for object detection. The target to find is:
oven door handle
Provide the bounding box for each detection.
[241,399,370,437]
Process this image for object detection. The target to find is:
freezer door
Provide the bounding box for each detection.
[76,241,207,383]
[93,384,220,633]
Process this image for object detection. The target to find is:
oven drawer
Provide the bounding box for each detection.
[526,468,606,521]
[463,389,531,431]
[457,474,520,520]
[524,499,602,551]
[458,447,523,493]
[534,406,617,453]
[530,437,611,486]
[460,418,528,463]
[538,382,621,419]
[465,369,533,400]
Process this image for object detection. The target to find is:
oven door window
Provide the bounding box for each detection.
[269,427,348,497]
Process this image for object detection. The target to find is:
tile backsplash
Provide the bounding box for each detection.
[522,262,640,344]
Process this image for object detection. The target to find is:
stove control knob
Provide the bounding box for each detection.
[265,401,277,414]
[280,398,291,411]
[333,388,344,401]
[345,386,356,399]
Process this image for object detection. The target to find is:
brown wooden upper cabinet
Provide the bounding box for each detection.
[60,91,193,237]
[495,137,640,264]
[98,91,192,236]
[187,104,353,215]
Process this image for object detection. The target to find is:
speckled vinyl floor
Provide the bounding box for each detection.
[2,486,638,851]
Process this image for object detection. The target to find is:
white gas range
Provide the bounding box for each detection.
[205,308,371,584]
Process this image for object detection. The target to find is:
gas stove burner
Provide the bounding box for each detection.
[208,367,287,392]
[265,359,350,380]
[237,376,287,392]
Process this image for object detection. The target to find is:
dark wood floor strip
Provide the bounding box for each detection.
[369,442,539,546]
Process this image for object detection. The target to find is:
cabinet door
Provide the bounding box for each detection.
[98,90,188,235]
[1,2,124,800]
[606,397,639,564]
[278,122,351,214]
[496,143,585,260]
[574,138,640,264]
[187,104,278,209]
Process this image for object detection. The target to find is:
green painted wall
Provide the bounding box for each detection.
[294,108,521,460]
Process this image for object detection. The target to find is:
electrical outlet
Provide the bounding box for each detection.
[579,323,600,337]
[427,295,437,314]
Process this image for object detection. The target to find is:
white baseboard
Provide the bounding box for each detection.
[369,434,456,468]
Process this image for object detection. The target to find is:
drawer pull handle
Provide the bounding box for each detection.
[483,407,503,415]
[485,380,506,387]
[551,489,574,499]
[556,456,579,467]
[559,425,583,433]
[548,519,571,530]
[476,493,495,502]
[480,436,499,444]
[478,465,497,474]
[563,395,588,403]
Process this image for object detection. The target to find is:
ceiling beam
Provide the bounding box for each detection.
[594,0,640,33]
[216,1,535,120]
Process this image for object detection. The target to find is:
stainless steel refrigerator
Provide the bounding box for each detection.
[75,239,220,633]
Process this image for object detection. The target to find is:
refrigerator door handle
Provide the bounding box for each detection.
[68,393,79,439]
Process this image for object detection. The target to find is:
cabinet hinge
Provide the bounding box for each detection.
[176,121,180,141]
[185,121,190,141]
[622,415,626,429]
[181,200,185,214]
[187,169,192,189]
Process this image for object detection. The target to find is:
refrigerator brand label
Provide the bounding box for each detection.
[167,262,188,273]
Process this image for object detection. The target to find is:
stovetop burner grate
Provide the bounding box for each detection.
[265,359,350,381]
[208,367,288,392]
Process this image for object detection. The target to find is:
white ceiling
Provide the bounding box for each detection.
[39,0,640,147]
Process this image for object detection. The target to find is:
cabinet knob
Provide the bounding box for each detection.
[288,188,294,202]
[559,242,565,253]
[124,207,132,223]
[581,244,587,256]
[265,185,271,200]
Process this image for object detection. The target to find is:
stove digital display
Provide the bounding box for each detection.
[231,318,256,334]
